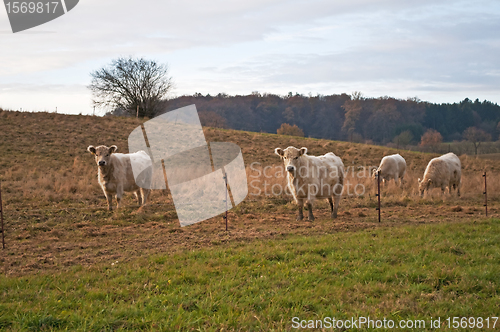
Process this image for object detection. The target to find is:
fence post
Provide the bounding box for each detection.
[375,170,381,223]
[0,181,5,249]
[483,171,487,217]
[223,172,228,231]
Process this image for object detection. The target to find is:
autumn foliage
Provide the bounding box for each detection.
[198,110,227,128]
[419,129,443,150]
[277,123,304,137]
[160,94,500,145]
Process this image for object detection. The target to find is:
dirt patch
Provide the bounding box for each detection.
[1,197,496,276]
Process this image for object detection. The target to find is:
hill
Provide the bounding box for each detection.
[0,109,499,330]
[0,109,498,275]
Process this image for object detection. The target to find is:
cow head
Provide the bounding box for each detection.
[417,177,431,196]
[87,145,117,167]
[275,146,307,174]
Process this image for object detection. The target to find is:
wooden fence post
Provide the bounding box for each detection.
[223,172,228,231]
[0,181,5,249]
[376,170,381,223]
[483,171,487,217]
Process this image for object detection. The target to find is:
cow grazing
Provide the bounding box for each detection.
[418,152,461,197]
[275,146,344,221]
[372,154,406,187]
[87,145,151,210]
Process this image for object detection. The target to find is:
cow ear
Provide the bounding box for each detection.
[109,145,118,154]
[427,179,432,184]
[300,147,307,156]
[417,178,421,184]
[275,148,284,157]
[87,145,96,155]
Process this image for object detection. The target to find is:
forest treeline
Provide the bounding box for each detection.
[154,92,500,144]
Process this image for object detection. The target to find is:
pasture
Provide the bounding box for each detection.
[0,110,499,330]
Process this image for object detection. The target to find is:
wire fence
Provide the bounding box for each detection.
[0,170,495,249]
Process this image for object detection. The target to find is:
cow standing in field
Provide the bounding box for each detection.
[418,152,461,197]
[275,146,344,221]
[372,154,407,187]
[87,145,151,210]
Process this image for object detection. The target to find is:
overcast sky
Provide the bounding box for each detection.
[1,0,499,115]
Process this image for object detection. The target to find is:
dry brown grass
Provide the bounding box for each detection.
[0,109,499,276]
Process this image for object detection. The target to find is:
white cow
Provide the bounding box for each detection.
[275,146,344,221]
[418,152,461,197]
[87,145,151,210]
[372,154,406,187]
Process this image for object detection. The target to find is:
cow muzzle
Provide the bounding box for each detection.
[98,161,106,166]
[286,166,295,173]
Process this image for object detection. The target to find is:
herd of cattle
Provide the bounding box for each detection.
[274,146,462,221]
[88,144,462,221]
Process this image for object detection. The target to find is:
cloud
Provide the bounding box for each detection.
[1,0,500,114]
[0,0,468,75]
[175,0,500,96]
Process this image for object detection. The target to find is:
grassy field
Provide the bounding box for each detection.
[1,219,499,331]
[0,109,499,330]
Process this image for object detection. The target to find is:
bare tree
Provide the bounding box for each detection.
[463,126,491,155]
[88,57,173,118]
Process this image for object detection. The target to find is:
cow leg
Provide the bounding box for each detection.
[134,191,142,206]
[333,193,341,219]
[307,203,315,221]
[105,192,113,211]
[116,185,123,209]
[141,188,150,206]
[457,182,461,197]
[328,197,337,219]
[296,199,304,221]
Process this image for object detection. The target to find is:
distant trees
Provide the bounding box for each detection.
[420,129,443,151]
[89,57,173,118]
[463,127,491,155]
[160,93,500,148]
[277,123,304,137]
[393,130,413,147]
[199,111,227,128]
[341,92,363,141]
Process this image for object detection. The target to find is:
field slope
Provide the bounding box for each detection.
[0,110,499,330]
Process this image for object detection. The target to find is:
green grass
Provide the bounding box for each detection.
[1,219,499,331]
